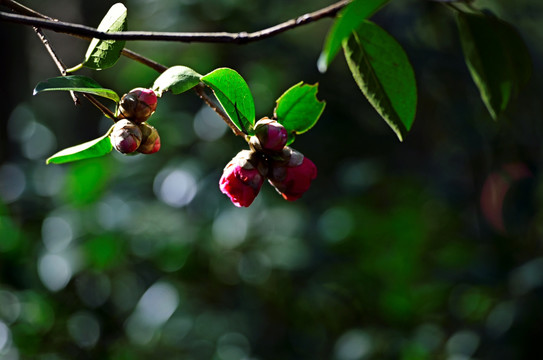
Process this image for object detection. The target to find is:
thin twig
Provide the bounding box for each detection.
[1,0,350,137]
[1,0,168,74]
[194,84,245,137]
[33,27,80,105]
[82,94,116,120]
[121,48,167,73]
[0,0,351,44]
[0,0,54,20]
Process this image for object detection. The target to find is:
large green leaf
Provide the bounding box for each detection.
[318,0,389,73]
[274,82,326,145]
[152,66,202,96]
[83,3,127,70]
[47,128,113,164]
[34,75,120,103]
[201,68,255,134]
[343,21,417,141]
[456,11,532,120]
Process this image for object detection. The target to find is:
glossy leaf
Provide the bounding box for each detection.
[34,75,120,103]
[274,82,326,145]
[318,0,389,73]
[46,128,114,164]
[83,3,127,70]
[456,11,532,120]
[152,66,202,96]
[343,21,417,141]
[201,68,255,134]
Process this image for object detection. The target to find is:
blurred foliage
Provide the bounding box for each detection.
[2,0,543,359]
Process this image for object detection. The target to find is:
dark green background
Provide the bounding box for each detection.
[1,0,543,359]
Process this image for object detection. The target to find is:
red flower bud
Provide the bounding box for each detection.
[253,117,288,152]
[110,119,143,154]
[220,150,267,207]
[269,148,317,201]
[137,123,161,154]
[118,88,158,123]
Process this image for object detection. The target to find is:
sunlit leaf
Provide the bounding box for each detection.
[343,20,417,141]
[46,127,113,164]
[82,3,127,70]
[34,75,120,103]
[274,82,326,145]
[318,0,389,73]
[152,65,202,96]
[201,68,256,134]
[456,11,532,120]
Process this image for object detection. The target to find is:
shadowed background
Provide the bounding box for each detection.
[2,0,543,359]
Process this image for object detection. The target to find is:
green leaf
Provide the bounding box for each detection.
[456,11,532,120]
[82,3,127,70]
[152,66,202,96]
[318,0,389,73]
[34,75,120,103]
[343,20,417,141]
[201,68,255,134]
[274,82,326,145]
[46,127,114,164]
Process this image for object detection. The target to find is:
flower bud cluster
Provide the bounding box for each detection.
[220,118,317,207]
[111,88,161,155]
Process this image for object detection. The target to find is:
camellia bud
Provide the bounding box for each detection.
[118,88,158,123]
[137,123,161,154]
[219,150,268,207]
[110,119,143,154]
[253,117,288,152]
[268,147,317,201]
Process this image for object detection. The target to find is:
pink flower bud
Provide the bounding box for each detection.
[269,148,317,201]
[137,123,161,154]
[219,150,267,207]
[253,117,288,152]
[110,119,143,154]
[118,88,158,123]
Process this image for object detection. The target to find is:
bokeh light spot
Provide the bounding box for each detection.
[67,311,101,349]
[136,282,179,327]
[42,216,73,253]
[0,164,26,204]
[486,301,515,338]
[38,254,72,292]
[334,329,372,360]
[217,332,251,360]
[0,291,21,324]
[213,209,249,249]
[238,251,271,285]
[154,168,198,208]
[446,330,480,358]
[32,164,65,197]
[0,321,11,352]
[21,122,56,160]
[193,105,227,141]
[75,272,112,308]
[318,206,354,243]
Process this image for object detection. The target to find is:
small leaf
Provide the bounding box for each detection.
[343,20,417,141]
[201,68,256,134]
[47,128,114,164]
[274,82,326,145]
[456,11,532,120]
[318,0,389,73]
[152,66,202,96]
[83,3,127,70]
[34,75,120,103]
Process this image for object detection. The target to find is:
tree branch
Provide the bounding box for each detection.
[33,27,80,105]
[194,84,245,137]
[0,0,351,44]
